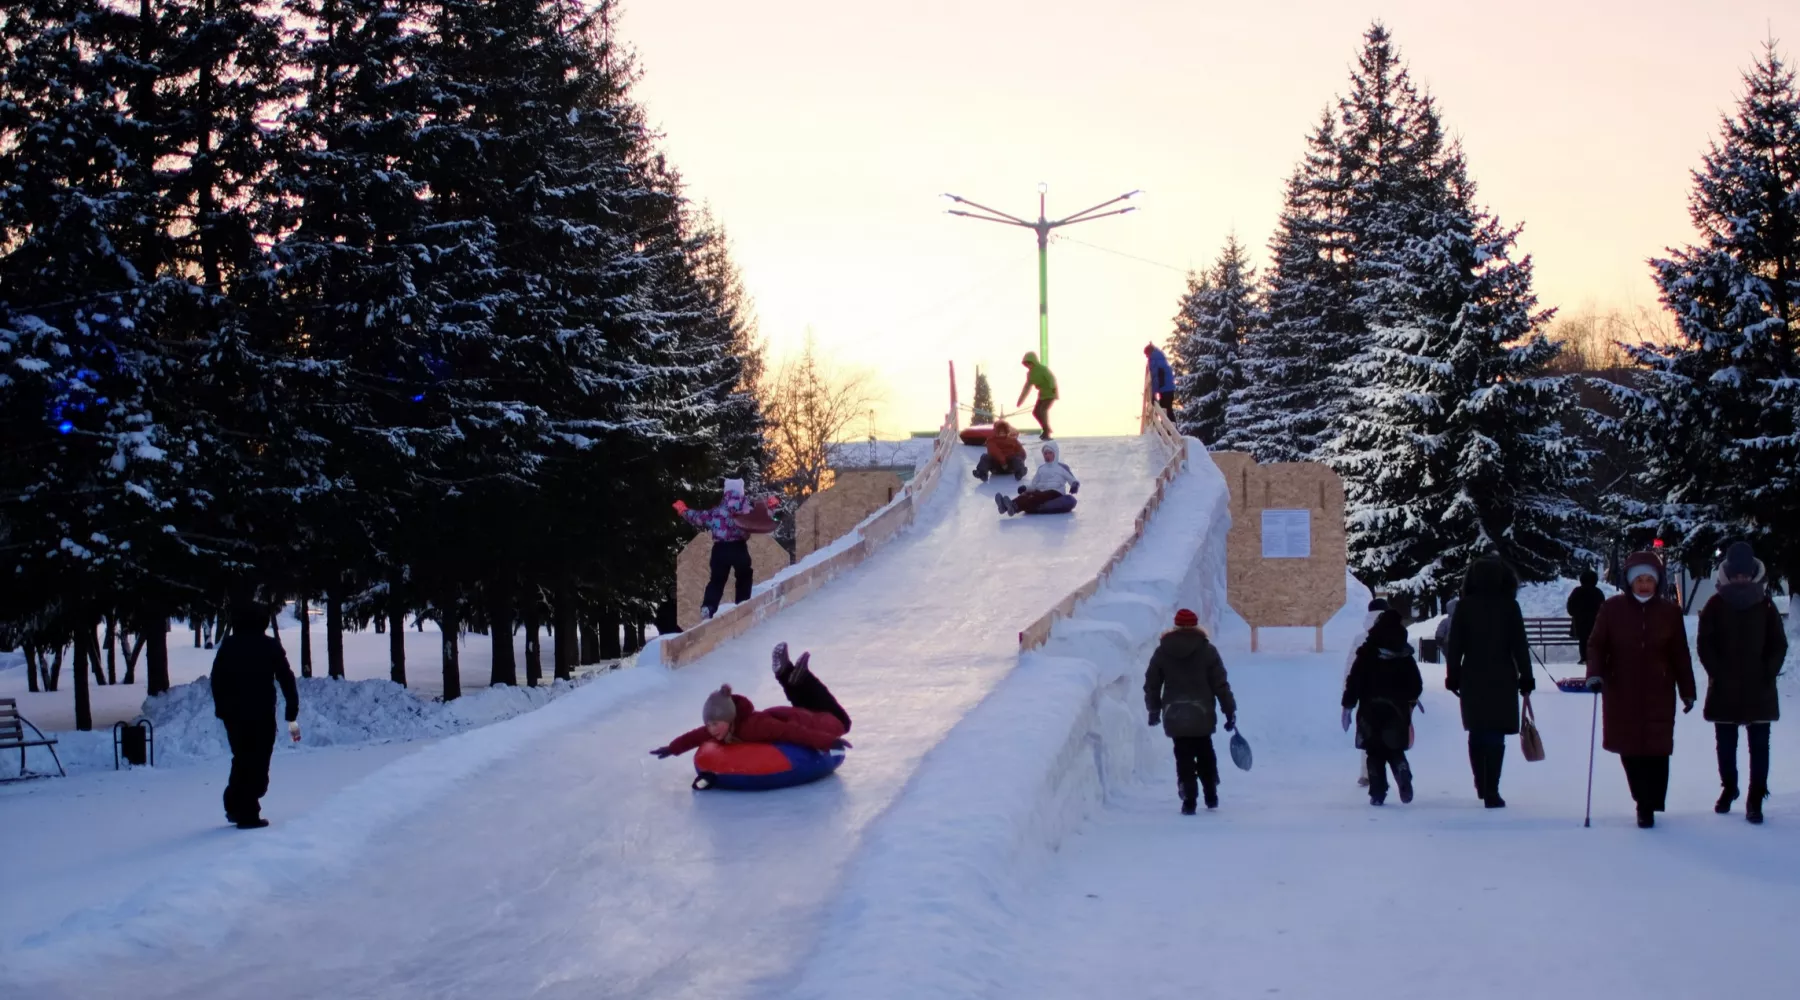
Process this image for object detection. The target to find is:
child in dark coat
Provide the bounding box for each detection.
[1342,611,1424,806]
[1145,609,1237,814]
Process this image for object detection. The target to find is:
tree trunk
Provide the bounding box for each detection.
[489,591,517,687]
[655,592,680,636]
[326,589,345,679]
[73,627,93,731]
[298,597,313,678]
[47,643,63,692]
[441,609,462,702]
[598,606,622,660]
[524,604,542,688]
[89,625,107,687]
[122,632,145,685]
[554,583,576,681]
[389,598,407,687]
[374,614,384,634]
[104,616,118,684]
[193,616,202,648]
[623,618,642,655]
[580,621,600,665]
[143,615,170,696]
[24,641,39,693]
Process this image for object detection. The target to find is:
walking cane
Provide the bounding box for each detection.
[1583,690,1599,828]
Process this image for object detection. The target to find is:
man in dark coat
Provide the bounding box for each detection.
[1586,550,1697,829]
[1444,557,1534,808]
[1698,541,1788,824]
[1145,609,1237,814]
[1565,569,1606,664]
[210,601,301,828]
[1343,611,1424,806]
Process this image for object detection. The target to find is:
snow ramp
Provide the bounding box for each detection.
[3,432,1206,1000]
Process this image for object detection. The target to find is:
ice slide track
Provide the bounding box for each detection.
[11,444,1186,1000]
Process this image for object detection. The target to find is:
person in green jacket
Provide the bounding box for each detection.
[1016,351,1058,440]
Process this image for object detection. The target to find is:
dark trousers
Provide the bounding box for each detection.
[1155,391,1175,419]
[1716,723,1771,795]
[1468,730,1506,798]
[1366,743,1410,798]
[974,454,1026,481]
[1032,397,1054,438]
[1621,754,1671,812]
[1172,736,1219,800]
[222,716,276,821]
[1574,621,1594,664]
[782,669,851,733]
[1012,489,1064,514]
[701,538,753,614]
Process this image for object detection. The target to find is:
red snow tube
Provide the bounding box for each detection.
[959,425,995,446]
[692,740,846,791]
[1024,494,1078,515]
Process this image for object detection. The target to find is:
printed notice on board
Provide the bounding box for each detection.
[1260,509,1311,559]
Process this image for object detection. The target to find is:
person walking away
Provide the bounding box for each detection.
[1144,343,1176,420]
[1345,598,1389,788]
[995,440,1079,516]
[1343,611,1424,805]
[1016,351,1059,440]
[1444,557,1535,808]
[651,642,852,758]
[1698,542,1788,824]
[676,477,779,620]
[973,419,1028,482]
[209,600,301,829]
[1585,550,1697,828]
[1566,569,1606,664]
[1145,609,1237,814]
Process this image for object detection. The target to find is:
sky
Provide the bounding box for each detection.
[617,0,1793,437]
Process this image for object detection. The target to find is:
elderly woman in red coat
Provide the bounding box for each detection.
[1585,551,1697,828]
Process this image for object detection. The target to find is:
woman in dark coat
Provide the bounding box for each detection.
[1586,550,1697,828]
[1444,557,1535,808]
[1698,542,1788,824]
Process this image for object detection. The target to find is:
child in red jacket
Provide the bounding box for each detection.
[651,643,853,757]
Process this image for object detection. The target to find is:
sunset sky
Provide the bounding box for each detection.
[618,1,1793,437]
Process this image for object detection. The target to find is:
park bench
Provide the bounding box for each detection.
[0,697,66,779]
[1523,617,1581,669]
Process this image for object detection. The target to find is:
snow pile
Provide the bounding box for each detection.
[788,439,1234,1000]
[8,675,591,777]
[0,650,23,674]
[828,436,937,473]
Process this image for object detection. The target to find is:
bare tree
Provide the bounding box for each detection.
[761,338,881,501]
[1546,305,1677,373]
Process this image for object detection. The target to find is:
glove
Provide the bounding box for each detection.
[649,746,675,759]
[1341,708,1352,732]
[765,495,780,510]
[1682,698,1694,714]
[1224,715,1236,733]
[288,720,302,742]
[1147,710,1160,727]
[672,500,688,515]
[1585,676,1602,693]
[1445,679,1460,696]
[830,738,853,750]
[1070,482,1080,494]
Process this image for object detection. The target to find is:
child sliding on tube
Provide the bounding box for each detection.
[996,440,1079,516]
[650,643,852,758]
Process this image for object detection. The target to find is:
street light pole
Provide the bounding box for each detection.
[943,184,1139,366]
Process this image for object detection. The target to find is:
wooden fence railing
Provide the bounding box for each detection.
[659,362,961,668]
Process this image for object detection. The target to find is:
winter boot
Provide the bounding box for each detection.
[1468,740,1485,800]
[994,493,1013,516]
[1203,785,1219,810]
[1178,776,1198,815]
[1747,783,1766,825]
[236,816,270,830]
[788,649,812,686]
[1637,807,1655,829]
[1395,759,1414,805]
[971,467,986,482]
[1716,786,1738,814]
[1367,756,1389,806]
[1483,745,1507,809]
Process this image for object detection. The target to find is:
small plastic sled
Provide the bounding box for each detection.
[960,425,996,446]
[692,740,846,791]
[1229,731,1253,771]
[1023,494,1077,515]
[731,506,779,534]
[1555,677,1592,694]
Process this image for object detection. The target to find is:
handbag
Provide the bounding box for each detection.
[1519,694,1546,762]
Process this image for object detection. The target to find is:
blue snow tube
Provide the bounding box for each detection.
[692,740,847,791]
[1024,493,1078,515]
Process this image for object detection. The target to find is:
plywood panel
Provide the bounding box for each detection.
[794,470,904,560]
[1212,451,1346,629]
[675,533,792,631]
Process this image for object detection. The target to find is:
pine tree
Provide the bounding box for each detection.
[1599,43,1800,588]
[1170,235,1261,445]
[971,369,995,425]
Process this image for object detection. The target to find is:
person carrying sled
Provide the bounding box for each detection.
[1145,609,1237,814]
[995,440,1079,516]
[1144,343,1175,420]
[1565,569,1606,664]
[973,419,1028,482]
[1016,351,1059,440]
[651,642,852,757]
[675,477,780,620]
[1343,610,1424,806]
[1697,541,1787,824]
[1585,550,1696,829]
[209,599,302,829]
[1444,557,1534,809]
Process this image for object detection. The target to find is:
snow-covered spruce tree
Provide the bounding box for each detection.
[1596,43,1800,591]
[1328,145,1599,598]
[971,368,995,425]
[1171,234,1261,446]
[1218,111,1355,461]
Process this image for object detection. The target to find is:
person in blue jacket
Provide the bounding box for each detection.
[1145,344,1175,419]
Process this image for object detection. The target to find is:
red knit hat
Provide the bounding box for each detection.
[1174,608,1199,628]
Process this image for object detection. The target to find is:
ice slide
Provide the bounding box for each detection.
[5,434,1192,1000]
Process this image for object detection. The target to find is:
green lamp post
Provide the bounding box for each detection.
[942,184,1139,366]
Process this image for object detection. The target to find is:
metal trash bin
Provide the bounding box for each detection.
[1419,637,1440,664]
[113,718,154,768]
